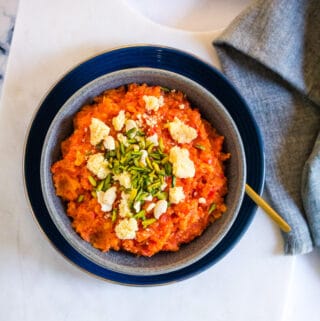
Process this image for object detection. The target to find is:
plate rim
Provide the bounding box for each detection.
[23,44,265,286]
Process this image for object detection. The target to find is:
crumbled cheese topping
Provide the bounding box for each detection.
[143,95,164,112]
[140,149,148,166]
[146,203,156,212]
[96,187,117,212]
[169,186,185,204]
[154,200,168,219]
[103,136,116,150]
[117,133,129,147]
[89,118,110,145]
[179,104,185,109]
[199,197,206,204]
[169,146,195,178]
[133,201,141,213]
[144,115,158,127]
[160,182,167,191]
[112,110,126,131]
[86,153,110,179]
[146,133,159,146]
[118,192,132,218]
[168,117,197,144]
[115,218,138,240]
[113,172,131,189]
[144,194,153,202]
[125,119,138,132]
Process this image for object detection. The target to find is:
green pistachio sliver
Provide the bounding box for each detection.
[161,86,170,92]
[91,190,97,198]
[161,156,169,164]
[96,180,104,191]
[136,191,149,202]
[149,152,162,160]
[88,175,97,187]
[146,156,153,170]
[116,147,121,160]
[111,209,117,222]
[120,142,125,155]
[102,174,112,191]
[129,188,138,204]
[77,195,84,203]
[208,203,216,214]
[126,127,136,137]
[159,137,165,152]
[164,162,172,176]
[136,130,145,137]
[171,175,176,187]
[128,138,138,144]
[152,161,161,173]
[134,210,146,220]
[138,138,146,149]
[147,143,155,154]
[155,191,168,200]
[195,144,206,151]
[131,151,142,157]
[148,181,161,192]
[142,218,157,228]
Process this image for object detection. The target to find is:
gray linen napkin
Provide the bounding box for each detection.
[213,0,320,254]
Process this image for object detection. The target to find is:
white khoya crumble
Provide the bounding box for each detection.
[115,218,139,240]
[143,95,164,112]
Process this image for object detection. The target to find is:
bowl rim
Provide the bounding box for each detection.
[40,67,247,275]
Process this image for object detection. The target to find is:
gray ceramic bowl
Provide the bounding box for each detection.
[40,68,246,276]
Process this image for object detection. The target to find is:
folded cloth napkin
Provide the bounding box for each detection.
[213,0,320,254]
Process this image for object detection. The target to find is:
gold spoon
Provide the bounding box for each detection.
[245,184,291,233]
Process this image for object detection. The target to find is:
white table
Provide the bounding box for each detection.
[0,1,318,320]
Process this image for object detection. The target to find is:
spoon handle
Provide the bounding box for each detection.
[245,184,291,233]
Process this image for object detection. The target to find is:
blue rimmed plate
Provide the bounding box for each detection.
[24,45,265,285]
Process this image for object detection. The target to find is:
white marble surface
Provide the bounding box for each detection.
[0,0,18,93]
[0,1,319,320]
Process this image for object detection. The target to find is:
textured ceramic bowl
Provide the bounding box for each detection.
[40,67,246,276]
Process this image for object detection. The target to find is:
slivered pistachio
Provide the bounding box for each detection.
[155,191,168,200]
[195,144,205,151]
[142,218,157,228]
[128,138,138,144]
[152,161,160,173]
[77,195,84,203]
[136,191,149,202]
[138,138,146,149]
[146,156,153,170]
[133,210,146,220]
[172,175,176,187]
[96,180,104,191]
[147,143,154,154]
[149,152,162,160]
[136,130,145,136]
[161,156,169,164]
[91,190,97,198]
[120,142,125,154]
[161,86,170,92]
[164,162,172,176]
[126,127,136,138]
[159,137,165,152]
[116,147,121,160]
[148,181,161,191]
[209,203,216,214]
[111,209,117,222]
[88,175,97,187]
[129,188,138,204]
[103,174,112,191]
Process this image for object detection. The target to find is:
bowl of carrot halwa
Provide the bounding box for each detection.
[40,67,246,275]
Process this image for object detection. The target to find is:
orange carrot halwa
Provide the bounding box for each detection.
[51,84,230,257]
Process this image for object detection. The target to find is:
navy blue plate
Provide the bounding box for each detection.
[24,45,265,285]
